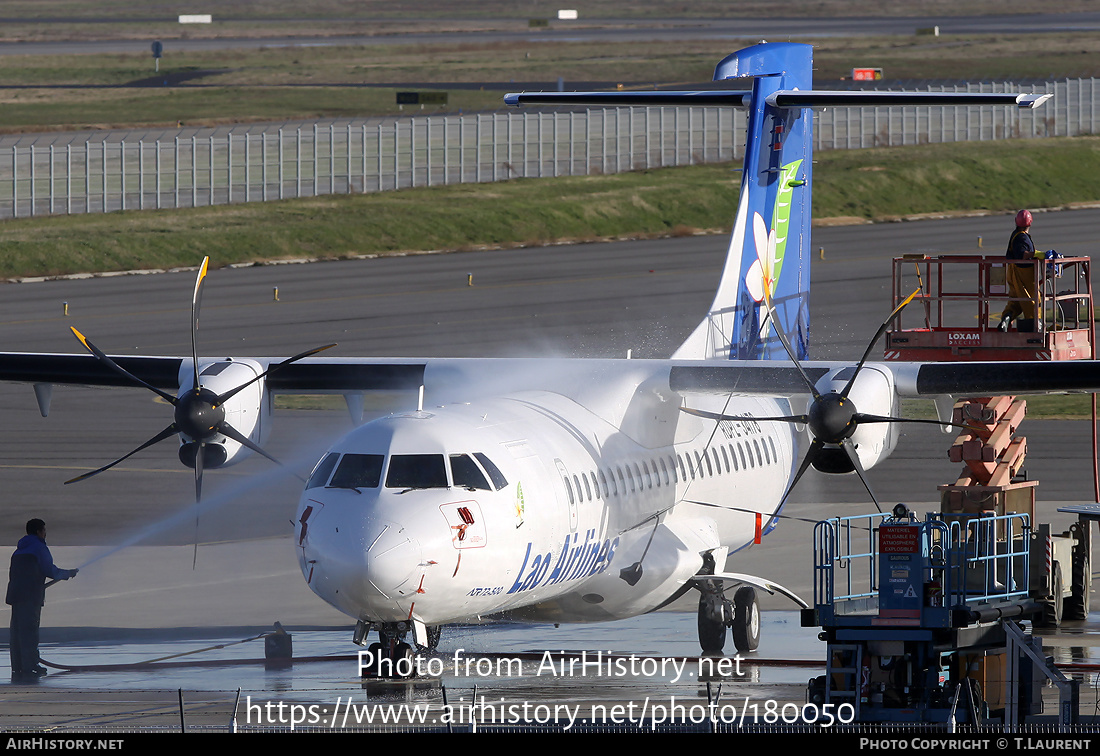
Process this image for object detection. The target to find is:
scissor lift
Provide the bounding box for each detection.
[812,255,1099,723]
[883,254,1097,624]
[884,254,1094,362]
[940,396,1092,627]
[803,506,1079,724]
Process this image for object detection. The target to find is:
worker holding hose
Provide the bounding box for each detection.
[6,519,77,681]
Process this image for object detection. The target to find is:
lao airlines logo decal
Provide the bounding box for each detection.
[744,159,802,347]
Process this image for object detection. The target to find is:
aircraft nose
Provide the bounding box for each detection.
[302,509,426,620]
[362,519,423,601]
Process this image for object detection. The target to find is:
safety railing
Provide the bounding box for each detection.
[813,510,1032,618]
[812,513,888,608]
[887,255,1094,361]
[931,511,1031,607]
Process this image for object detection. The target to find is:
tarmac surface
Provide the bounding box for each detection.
[3,13,1100,56]
[0,209,1099,731]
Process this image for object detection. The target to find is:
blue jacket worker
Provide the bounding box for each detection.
[6,519,77,680]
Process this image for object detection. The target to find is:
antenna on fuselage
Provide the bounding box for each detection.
[417,384,425,412]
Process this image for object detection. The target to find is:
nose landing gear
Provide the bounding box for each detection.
[355,620,441,680]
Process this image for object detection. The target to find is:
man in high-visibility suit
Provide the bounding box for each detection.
[998,209,1042,332]
[6,519,78,681]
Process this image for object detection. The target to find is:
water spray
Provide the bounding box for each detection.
[73,445,325,572]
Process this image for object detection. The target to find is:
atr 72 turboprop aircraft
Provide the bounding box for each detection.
[0,43,1088,670]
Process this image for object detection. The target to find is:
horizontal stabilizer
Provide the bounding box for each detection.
[505,90,751,107]
[506,90,1049,111]
[768,90,1051,110]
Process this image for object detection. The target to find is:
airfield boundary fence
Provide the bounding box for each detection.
[0,78,1093,220]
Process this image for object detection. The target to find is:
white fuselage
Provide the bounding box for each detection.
[294,359,799,627]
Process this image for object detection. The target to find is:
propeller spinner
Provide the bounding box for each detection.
[684,284,967,513]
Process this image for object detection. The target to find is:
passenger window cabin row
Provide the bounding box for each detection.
[560,436,779,506]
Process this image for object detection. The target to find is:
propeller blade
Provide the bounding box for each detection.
[778,438,824,511]
[840,439,881,513]
[190,256,210,390]
[194,441,204,504]
[681,498,833,529]
[70,327,178,405]
[217,343,337,404]
[680,406,808,424]
[65,423,179,484]
[192,442,204,570]
[760,285,821,401]
[853,412,973,432]
[841,286,922,399]
[217,421,306,482]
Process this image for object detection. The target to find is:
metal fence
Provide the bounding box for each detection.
[0,78,1094,220]
[0,108,737,218]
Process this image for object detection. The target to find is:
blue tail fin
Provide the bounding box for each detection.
[673,43,813,362]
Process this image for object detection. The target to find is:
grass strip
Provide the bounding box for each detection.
[1,137,1099,281]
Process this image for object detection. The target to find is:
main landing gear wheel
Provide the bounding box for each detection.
[697,594,727,654]
[732,586,760,653]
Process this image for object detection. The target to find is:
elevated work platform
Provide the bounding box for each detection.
[884,254,1094,362]
[804,505,1083,725]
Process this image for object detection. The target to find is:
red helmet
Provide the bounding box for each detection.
[1015,209,1033,228]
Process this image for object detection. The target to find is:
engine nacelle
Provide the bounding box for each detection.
[175,358,272,469]
[811,365,899,474]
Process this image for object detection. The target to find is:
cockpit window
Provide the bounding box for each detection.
[386,454,448,489]
[473,452,508,490]
[306,452,339,490]
[330,453,384,489]
[450,454,491,490]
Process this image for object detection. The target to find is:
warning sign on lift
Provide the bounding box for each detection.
[879,524,920,553]
[879,524,924,618]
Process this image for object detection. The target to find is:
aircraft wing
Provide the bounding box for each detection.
[0,353,183,389]
[668,360,1100,398]
[0,353,427,393]
[3,354,1095,399]
[890,360,1100,396]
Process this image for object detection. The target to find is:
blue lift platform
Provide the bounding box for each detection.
[803,504,1081,725]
